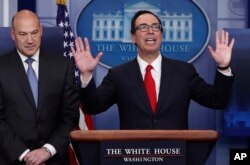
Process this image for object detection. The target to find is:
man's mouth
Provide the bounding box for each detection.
[145,38,156,44]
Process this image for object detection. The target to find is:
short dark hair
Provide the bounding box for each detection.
[130,10,163,34]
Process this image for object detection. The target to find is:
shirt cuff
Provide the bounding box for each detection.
[43,143,56,157]
[217,67,233,76]
[80,74,93,88]
[19,149,30,161]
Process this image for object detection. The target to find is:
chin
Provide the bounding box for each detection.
[24,52,36,57]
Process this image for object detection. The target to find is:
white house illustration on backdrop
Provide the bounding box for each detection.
[92,1,193,43]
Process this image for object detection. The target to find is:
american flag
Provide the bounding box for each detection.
[56,2,94,165]
[56,1,94,130]
[56,3,80,85]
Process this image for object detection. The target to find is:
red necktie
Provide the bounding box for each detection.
[144,65,157,112]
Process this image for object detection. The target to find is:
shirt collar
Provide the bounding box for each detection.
[137,54,162,74]
[17,49,40,63]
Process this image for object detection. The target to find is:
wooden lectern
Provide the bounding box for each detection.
[70,130,218,165]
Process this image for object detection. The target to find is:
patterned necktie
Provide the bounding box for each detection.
[25,58,38,108]
[144,65,157,112]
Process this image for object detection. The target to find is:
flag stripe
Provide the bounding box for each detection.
[68,144,79,165]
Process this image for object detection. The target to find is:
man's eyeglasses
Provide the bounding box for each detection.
[135,24,162,32]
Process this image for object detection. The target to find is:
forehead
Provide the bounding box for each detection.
[13,12,40,31]
[135,13,159,25]
[14,22,40,35]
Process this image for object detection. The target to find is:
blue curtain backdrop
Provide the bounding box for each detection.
[249,1,250,27]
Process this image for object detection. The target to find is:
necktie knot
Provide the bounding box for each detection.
[146,65,153,72]
[25,57,35,65]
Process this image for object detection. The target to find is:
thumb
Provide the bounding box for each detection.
[95,52,103,62]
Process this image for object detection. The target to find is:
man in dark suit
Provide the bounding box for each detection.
[72,10,235,164]
[72,10,234,129]
[0,10,79,165]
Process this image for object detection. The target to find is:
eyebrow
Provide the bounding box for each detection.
[138,23,160,25]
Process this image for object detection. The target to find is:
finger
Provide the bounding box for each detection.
[75,37,81,52]
[84,37,91,52]
[215,31,220,48]
[221,30,225,44]
[71,45,76,55]
[34,160,42,165]
[23,157,28,162]
[95,52,103,62]
[207,45,216,58]
[229,38,235,49]
[225,31,229,45]
[27,159,35,165]
[78,37,84,51]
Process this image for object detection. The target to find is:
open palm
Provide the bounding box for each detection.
[71,37,103,79]
[208,30,235,67]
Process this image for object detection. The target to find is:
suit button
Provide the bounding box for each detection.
[152,118,157,123]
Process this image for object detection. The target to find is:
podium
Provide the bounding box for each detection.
[70,130,218,165]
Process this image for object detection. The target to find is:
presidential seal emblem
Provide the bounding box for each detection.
[76,0,210,68]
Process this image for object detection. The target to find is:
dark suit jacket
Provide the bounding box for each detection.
[0,50,80,165]
[81,56,234,129]
[81,56,234,165]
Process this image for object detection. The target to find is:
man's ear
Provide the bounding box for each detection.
[10,28,15,41]
[131,35,136,44]
[40,25,43,37]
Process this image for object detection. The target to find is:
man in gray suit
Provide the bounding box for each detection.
[0,10,79,165]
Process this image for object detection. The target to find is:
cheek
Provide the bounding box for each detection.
[158,33,163,39]
[157,35,162,42]
[35,38,41,44]
[136,35,145,43]
[15,40,24,48]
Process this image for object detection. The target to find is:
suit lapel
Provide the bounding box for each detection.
[157,57,172,113]
[36,51,50,116]
[126,60,152,114]
[10,51,37,110]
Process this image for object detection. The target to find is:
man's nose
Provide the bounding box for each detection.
[147,27,154,33]
[26,34,33,42]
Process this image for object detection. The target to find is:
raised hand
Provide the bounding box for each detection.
[71,37,103,80]
[208,30,235,68]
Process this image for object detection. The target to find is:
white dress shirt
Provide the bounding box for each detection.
[16,49,56,161]
[18,50,39,79]
[137,54,162,101]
